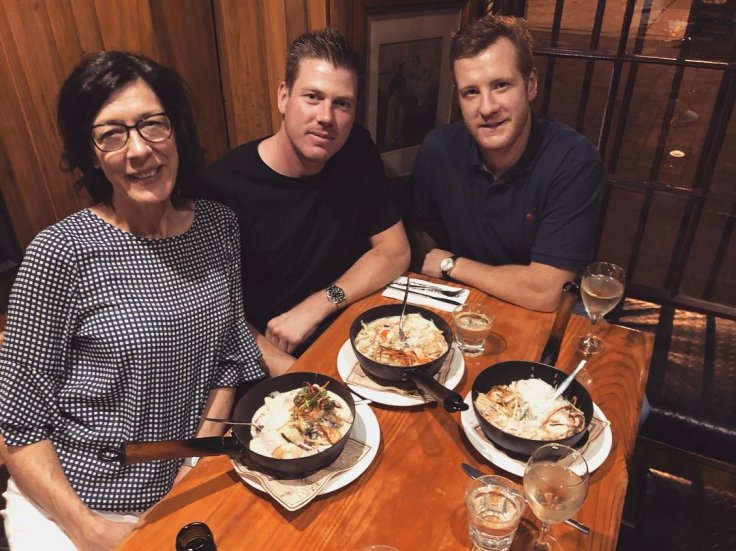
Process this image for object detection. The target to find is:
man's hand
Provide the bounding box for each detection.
[265,295,327,354]
[420,248,454,279]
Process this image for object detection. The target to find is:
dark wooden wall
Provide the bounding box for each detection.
[0,0,479,318]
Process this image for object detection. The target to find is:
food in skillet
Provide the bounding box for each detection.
[474,378,586,440]
[249,382,353,459]
[353,313,449,367]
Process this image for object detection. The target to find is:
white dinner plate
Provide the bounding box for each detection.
[460,392,613,477]
[237,403,380,495]
[336,339,465,407]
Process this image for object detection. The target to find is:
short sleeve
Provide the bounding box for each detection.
[0,230,78,445]
[530,142,603,271]
[212,209,266,387]
[350,127,402,238]
[409,130,450,247]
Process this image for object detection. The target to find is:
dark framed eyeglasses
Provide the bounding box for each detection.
[91,112,173,152]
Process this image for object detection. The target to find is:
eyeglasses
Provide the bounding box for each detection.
[91,112,172,152]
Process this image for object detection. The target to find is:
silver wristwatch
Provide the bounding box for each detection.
[440,255,457,280]
[326,283,346,308]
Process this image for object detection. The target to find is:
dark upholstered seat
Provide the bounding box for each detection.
[635,468,736,550]
[638,308,736,464]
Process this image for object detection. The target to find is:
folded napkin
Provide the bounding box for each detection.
[231,437,371,511]
[471,416,610,468]
[345,346,457,403]
[382,276,469,312]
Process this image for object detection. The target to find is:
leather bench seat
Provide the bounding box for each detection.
[638,310,736,465]
[640,407,736,465]
[636,468,736,550]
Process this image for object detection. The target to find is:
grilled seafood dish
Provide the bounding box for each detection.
[474,378,585,440]
[249,382,353,459]
[354,313,449,367]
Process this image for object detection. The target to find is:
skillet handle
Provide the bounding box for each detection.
[98,436,242,465]
[408,371,469,412]
[539,281,579,366]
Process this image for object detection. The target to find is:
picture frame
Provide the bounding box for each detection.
[365,8,464,177]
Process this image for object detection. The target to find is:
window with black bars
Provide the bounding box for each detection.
[492,0,736,319]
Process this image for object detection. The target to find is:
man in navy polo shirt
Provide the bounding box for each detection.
[409,15,602,311]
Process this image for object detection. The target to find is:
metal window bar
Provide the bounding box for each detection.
[539,0,565,118]
[594,0,637,250]
[574,0,608,133]
[704,203,736,301]
[605,0,654,283]
[668,37,736,300]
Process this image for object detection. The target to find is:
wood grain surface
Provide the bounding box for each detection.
[119,275,653,551]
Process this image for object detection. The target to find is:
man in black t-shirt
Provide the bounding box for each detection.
[203,29,410,370]
[410,16,602,312]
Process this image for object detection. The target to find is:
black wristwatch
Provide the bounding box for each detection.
[326,284,346,308]
[440,255,457,280]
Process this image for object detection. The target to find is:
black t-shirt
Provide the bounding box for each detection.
[410,118,603,271]
[202,124,401,332]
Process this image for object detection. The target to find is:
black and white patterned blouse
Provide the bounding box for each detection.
[0,199,266,511]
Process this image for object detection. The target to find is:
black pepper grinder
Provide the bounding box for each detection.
[175,521,217,551]
[539,280,580,367]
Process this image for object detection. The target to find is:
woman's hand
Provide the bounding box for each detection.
[71,513,137,551]
[171,464,194,487]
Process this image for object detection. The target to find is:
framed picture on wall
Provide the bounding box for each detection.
[365,9,464,177]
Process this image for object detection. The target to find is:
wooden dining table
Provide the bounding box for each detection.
[119,274,653,551]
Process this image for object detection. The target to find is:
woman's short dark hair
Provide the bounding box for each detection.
[57,51,204,206]
[450,15,534,80]
[284,28,363,93]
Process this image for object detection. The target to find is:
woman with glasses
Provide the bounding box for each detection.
[0,51,267,550]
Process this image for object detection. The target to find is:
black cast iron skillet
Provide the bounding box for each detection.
[469,281,593,457]
[471,360,594,457]
[349,304,468,412]
[98,372,356,478]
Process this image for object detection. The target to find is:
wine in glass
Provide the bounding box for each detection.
[523,444,590,551]
[577,261,625,355]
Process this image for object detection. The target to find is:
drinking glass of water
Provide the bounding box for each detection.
[466,475,524,550]
[523,444,589,551]
[577,261,625,355]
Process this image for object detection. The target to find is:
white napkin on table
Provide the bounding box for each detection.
[381,276,469,313]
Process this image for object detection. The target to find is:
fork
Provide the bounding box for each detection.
[398,278,410,342]
[407,280,463,297]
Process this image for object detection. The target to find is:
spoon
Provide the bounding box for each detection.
[549,358,588,402]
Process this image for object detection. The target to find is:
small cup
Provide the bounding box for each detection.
[466,475,524,551]
[452,303,494,356]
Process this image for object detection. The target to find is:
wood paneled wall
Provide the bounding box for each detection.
[0,0,477,275]
[0,0,330,253]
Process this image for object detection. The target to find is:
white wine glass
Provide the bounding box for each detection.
[523,444,589,551]
[577,261,625,355]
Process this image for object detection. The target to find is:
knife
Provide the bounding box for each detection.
[387,284,463,306]
[461,463,591,535]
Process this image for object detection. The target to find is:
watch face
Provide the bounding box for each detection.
[327,284,346,304]
[441,257,454,273]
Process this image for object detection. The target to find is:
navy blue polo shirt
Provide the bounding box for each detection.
[409,117,602,271]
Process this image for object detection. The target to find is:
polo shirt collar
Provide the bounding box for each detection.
[470,116,546,185]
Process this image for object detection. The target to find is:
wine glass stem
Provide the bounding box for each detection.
[535,522,552,550]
